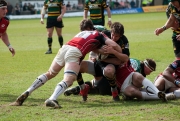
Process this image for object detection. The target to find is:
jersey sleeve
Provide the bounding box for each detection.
[169,60,180,70]
[84,0,89,10]
[122,35,130,56]
[102,0,109,8]
[96,32,107,45]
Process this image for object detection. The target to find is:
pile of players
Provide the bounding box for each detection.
[7,0,180,109]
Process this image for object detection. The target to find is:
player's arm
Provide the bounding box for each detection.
[57,2,66,21]
[122,36,130,56]
[83,2,89,20]
[105,38,129,63]
[40,5,46,24]
[162,67,179,86]
[105,7,112,27]
[1,31,15,56]
[154,14,176,36]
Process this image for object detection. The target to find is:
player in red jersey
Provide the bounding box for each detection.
[10,19,128,108]
[0,0,15,56]
[154,59,180,100]
[116,61,167,101]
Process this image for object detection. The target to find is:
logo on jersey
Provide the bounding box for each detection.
[49,3,58,7]
[1,24,5,28]
[89,4,100,9]
[130,59,138,71]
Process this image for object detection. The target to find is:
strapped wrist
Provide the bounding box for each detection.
[108,18,111,21]
[162,26,166,30]
[7,44,11,48]
[174,80,180,85]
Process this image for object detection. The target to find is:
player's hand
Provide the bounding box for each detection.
[40,18,44,24]
[9,47,15,57]
[154,28,164,36]
[176,34,180,41]
[107,21,112,28]
[57,15,62,21]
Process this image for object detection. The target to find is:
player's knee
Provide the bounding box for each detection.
[48,68,59,77]
[103,64,115,77]
[64,70,78,85]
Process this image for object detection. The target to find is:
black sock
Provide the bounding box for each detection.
[47,38,52,50]
[77,73,84,86]
[58,36,63,47]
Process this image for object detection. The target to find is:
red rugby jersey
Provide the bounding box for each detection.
[0,17,9,36]
[67,30,107,58]
[116,62,135,89]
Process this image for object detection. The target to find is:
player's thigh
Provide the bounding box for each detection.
[55,27,62,36]
[80,60,95,75]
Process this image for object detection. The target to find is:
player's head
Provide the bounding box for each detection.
[110,22,124,42]
[169,0,180,7]
[143,59,156,75]
[0,0,7,8]
[169,0,180,2]
[0,0,7,17]
[80,19,94,31]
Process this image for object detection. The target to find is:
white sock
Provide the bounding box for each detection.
[174,90,180,98]
[27,74,48,94]
[49,81,68,100]
[142,78,159,95]
[141,91,159,100]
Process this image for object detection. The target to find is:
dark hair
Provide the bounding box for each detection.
[144,59,156,71]
[0,0,7,7]
[80,19,94,31]
[110,22,124,36]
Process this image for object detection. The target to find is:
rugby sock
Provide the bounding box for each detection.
[174,90,180,98]
[47,38,52,50]
[77,73,85,90]
[142,78,159,95]
[27,74,48,94]
[58,36,63,47]
[49,81,68,100]
[141,91,159,100]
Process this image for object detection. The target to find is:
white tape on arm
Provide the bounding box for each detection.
[41,6,46,15]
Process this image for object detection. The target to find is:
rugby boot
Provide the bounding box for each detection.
[45,99,61,109]
[45,49,52,54]
[79,84,90,101]
[112,90,120,101]
[166,93,176,100]
[64,86,80,96]
[9,91,29,106]
[158,91,167,102]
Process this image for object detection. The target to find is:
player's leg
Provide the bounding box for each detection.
[9,57,64,106]
[45,45,82,108]
[55,27,63,47]
[55,19,64,47]
[132,72,167,101]
[77,60,96,101]
[103,64,120,101]
[45,17,54,54]
[154,75,166,91]
[45,27,54,54]
[45,62,79,108]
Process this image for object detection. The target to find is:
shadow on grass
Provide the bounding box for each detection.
[1,93,179,108]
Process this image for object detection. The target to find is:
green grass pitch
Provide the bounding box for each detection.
[0,12,180,121]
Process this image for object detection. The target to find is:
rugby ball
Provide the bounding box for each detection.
[98,54,109,60]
